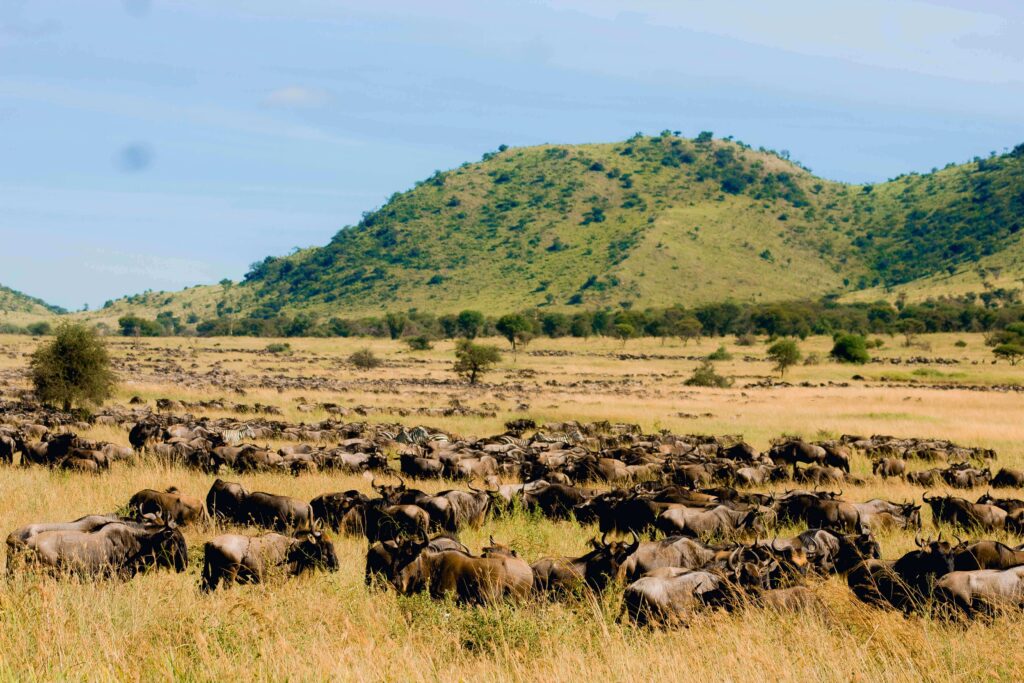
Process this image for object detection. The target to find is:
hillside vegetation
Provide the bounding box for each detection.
[46,134,1024,326]
[0,284,65,327]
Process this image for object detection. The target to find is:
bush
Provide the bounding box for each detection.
[954,339,968,348]
[30,323,116,410]
[26,321,52,336]
[766,339,801,377]
[453,339,501,384]
[349,348,382,370]
[265,342,291,354]
[831,334,871,364]
[803,352,821,365]
[707,345,732,361]
[406,335,433,351]
[867,338,885,349]
[684,360,733,387]
[735,333,757,346]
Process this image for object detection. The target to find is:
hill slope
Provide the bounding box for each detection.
[77,134,1024,322]
[0,284,65,326]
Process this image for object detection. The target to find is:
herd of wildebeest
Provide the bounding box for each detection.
[5,397,1024,625]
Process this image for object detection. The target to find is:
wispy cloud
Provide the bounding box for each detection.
[264,85,329,108]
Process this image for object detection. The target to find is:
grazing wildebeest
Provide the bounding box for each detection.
[846,536,957,612]
[17,521,187,578]
[975,492,1024,514]
[310,490,371,534]
[365,534,469,587]
[200,531,338,591]
[851,499,921,531]
[363,500,430,543]
[127,487,208,526]
[990,468,1024,489]
[654,505,768,539]
[390,539,533,605]
[237,492,314,531]
[617,536,731,583]
[872,458,906,479]
[206,479,251,522]
[922,493,1008,531]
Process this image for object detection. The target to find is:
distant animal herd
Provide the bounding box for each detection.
[4,398,1024,624]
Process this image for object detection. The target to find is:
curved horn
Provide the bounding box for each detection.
[468,481,481,493]
[398,476,407,489]
[600,531,609,548]
[371,477,381,491]
[914,531,924,548]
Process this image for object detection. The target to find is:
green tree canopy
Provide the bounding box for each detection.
[830,333,870,364]
[452,339,501,384]
[30,323,116,411]
[495,313,533,352]
[766,338,802,377]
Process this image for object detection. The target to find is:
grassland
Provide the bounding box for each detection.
[1,333,1024,681]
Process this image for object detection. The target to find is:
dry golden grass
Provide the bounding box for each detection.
[1,333,1023,681]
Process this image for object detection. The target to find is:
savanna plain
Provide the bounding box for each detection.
[1,332,1023,682]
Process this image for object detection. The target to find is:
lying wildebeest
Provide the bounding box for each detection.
[935,565,1024,617]
[127,487,208,526]
[774,491,863,533]
[922,492,1008,531]
[531,532,640,594]
[16,520,187,578]
[769,440,826,468]
[793,464,846,486]
[418,484,491,532]
[200,530,338,591]
[846,535,957,612]
[758,585,822,612]
[872,458,906,479]
[365,533,469,587]
[655,505,768,539]
[7,514,125,554]
[787,528,881,574]
[238,491,314,531]
[390,538,533,605]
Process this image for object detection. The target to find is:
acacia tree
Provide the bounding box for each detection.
[452,339,501,384]
[495,314,532,353]
[456,310,485,339]
[30,323,116,411]
[766,339,801,377]
[384,312,408,340]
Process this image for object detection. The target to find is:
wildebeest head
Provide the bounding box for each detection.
[372,477,408,504]
[389,532,434,593]
[290,531,340,573]
[134,523,189,574]
[582,531,640,590]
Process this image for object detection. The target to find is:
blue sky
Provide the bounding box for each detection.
[2,0,1023,309]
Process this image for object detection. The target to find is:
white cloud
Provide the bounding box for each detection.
[264,85,329,108]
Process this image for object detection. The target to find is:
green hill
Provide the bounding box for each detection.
[72,134,1024,324]
[0,284,65,326]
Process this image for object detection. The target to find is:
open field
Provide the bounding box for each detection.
[2,333,1024,681]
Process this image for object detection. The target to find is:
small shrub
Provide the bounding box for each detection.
[766,339,801,377]
[684,360,733,388]
[867,338,885,349]
[735,333,757,346]
[349,348,382,370]
[707,345,732,361]
[406,336,433,351]
[954,339,968,348]
[453,339,502,384]
[265,342,291,355]
[803,352,821,365]
[831,334,870,364]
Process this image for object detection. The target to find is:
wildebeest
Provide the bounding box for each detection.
[418,484,491,532]
[200,531,338,591]
[655,505,768,539]
[851,499,921,531]
[16,520,187,578]
[935,565,1024,617]
[940,464,991,490]
[951,540,1024,571]
[365,533,469,587]
[975,492,1024,514]
[364,500,430,542]
[390,539,533,604]
[206,479,251,521]
[990,468,1024,489]
[617,536,733,583]
[310,490,371,534]
[531,532,640,594]
[774,491,863,533]
[846,536,957,612]
[872,458,906,479]
[127,487,208,526]
[905,468,942,487]
[922,493,1008,531]
[235,491,314,531]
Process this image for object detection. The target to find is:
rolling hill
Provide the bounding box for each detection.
[69,133,1024,326]
[0,284,65,326]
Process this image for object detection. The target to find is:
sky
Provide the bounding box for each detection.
[1,0,1023,310]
